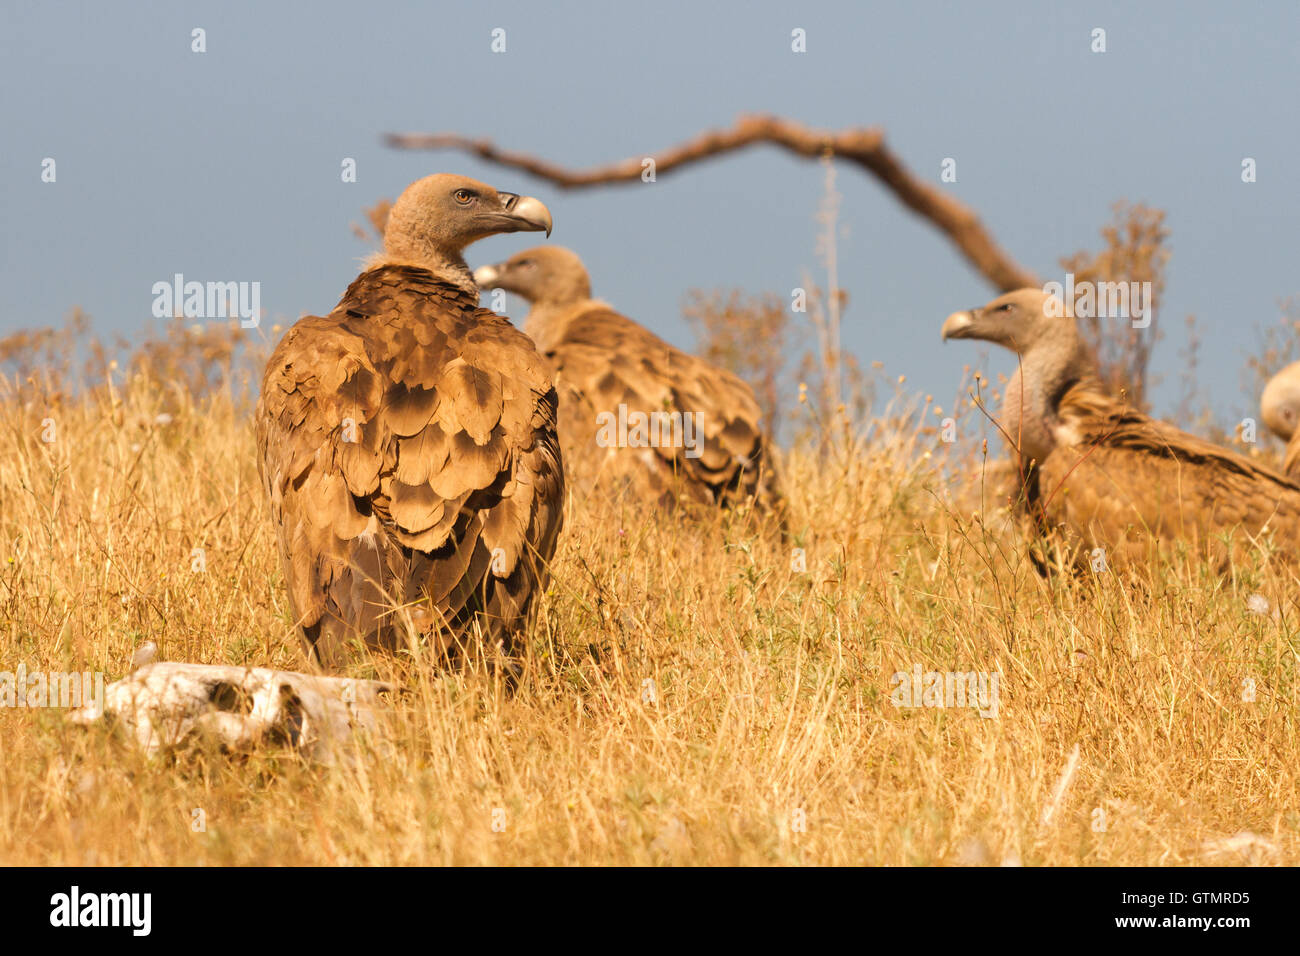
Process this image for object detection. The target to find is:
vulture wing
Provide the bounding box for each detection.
[1031,383,1300,564]
[255,265,563,667]
[543,304,782,514]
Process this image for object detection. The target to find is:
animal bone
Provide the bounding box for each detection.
[70,661,396,764]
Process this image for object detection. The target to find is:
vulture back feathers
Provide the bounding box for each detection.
[473,246,783,520]
[942,289,1300,566]
[256,174,562,669]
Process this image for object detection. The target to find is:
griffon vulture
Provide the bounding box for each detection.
[941,288,1300,566]
[1261,360,1300,479]
[255,174,562,669]
[472,245,782,518]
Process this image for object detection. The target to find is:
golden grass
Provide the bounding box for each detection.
[1,355,1298,866]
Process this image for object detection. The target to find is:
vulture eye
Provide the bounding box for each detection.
[517,259,533,268]
[995,303,1012,312]
[453,189,475,204]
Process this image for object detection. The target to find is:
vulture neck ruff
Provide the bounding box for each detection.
[525,298,615,354]
[367,251,477,297]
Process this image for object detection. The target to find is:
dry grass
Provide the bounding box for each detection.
[1,333,1299,867]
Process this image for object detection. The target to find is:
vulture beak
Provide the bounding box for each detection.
[494,192,553,237]
[941,309,976,341]
[473,264,501,288]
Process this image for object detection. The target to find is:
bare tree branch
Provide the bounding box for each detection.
[386,113,1039,292]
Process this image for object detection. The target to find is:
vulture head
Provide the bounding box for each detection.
[473,245,592,306]
[1261,360,1300,441]
[941,288,1073,355]
[382,174,552,287]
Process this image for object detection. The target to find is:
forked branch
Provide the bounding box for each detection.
[386,113,1039,292]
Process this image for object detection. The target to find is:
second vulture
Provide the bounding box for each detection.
[942,288,1300,567]
[473,245,783,520]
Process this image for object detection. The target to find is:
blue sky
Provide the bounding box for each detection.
[3,0,1297,427]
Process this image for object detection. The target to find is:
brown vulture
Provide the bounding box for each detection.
[941,288,1300,567]
[1261,360,1300,479]
[472,245,783,519]
[255,174,562,670]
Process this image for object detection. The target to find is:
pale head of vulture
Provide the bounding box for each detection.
[473,245,592,306]
[380,174,553,292]
[1261,360,1300,441]
[940,288,1075,355]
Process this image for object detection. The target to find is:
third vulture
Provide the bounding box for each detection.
[942,288,1300,567]
[473,245,784,521]
[1261,359,1300,479]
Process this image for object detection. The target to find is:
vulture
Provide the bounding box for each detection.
[472,245,783,518]
[941,288,1300,567]
[1261,360,1300,479]
[255,174,563,670]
